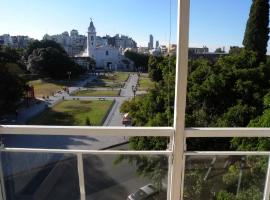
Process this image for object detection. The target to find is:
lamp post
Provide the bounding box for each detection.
[67,71,71,81]
[132,85,137,99]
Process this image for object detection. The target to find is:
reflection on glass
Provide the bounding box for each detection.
[83,154,168,200]
[1,152,79,200]
[183,155,268,200]
[2,135,170,151]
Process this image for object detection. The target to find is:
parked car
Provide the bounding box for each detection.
[127,184,157,200]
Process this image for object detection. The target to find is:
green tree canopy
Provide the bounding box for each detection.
[124,51,149,71]
[243,0,269,62]
[25,39,66,59]
[0,63,26,115]
[26,40,84,79]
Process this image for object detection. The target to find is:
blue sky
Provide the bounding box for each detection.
[0,0,269,52]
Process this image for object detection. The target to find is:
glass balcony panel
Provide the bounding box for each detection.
[186,138,234,151]
[83,154,168,200]
[2,135,170,150]
[183,155,268,200]
[1,152,80,200]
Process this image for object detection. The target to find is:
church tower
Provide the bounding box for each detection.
[87,19,96,58]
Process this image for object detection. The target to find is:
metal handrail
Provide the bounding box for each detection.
[2,147,172,155]
[0,125,173,137]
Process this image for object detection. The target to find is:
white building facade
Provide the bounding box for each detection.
[85,20,133,71]
[43,31,87,56]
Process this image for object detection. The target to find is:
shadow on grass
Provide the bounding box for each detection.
[86,79,109,88]
[3,108,100,149]
[36,77,83,87]
[86,79,123,88]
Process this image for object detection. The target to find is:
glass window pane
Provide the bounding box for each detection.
[2,135,169,151]
[1,0,178,128]
[83,154,168,200]
[183,155,268,200]
[1,152,80,200]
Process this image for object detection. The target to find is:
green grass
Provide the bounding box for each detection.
[86,72,129,89]
[98,72,129,83]
[5,63,26,75]
[28,79,73,97]
[139,73,149,78]
[114,72,130,82]
[86,80,123,88]
[74,90,120,97]
[138,76,155,91]
[28,100,113,126]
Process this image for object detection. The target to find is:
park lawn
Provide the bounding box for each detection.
[114,72,130,82]
[86,80,123,88]
[74,89,120,97]
[99,72,129,83]
[28,79,72,97]
[138,77,155,91]
[139,73,149,78]
[28,100,113,126]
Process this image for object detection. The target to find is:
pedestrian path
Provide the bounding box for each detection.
[103,74,138,126]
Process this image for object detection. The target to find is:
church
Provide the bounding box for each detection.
[75,20,133,71]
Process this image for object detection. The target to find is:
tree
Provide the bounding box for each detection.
[124,51,149,71]
[243,0,269,62]
[0,46,20,63]
[85,117,91,126]
[186,49,269,129]
[120,56,176,128]
[148,56,163,82]
[25,39,66,59]
[229,46,243,55]
[27,40,84,79]
[0,47,27,115]
[0,64,26,115]
[215,47,225,53]
[121,45,270,198]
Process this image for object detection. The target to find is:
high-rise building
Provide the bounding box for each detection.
[70,30,79,37]
[156,40,159,49]
[0,34,34,48]
[148,34,154,50]
[106,34,137,50]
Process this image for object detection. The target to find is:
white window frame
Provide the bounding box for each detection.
[1,1,270,200]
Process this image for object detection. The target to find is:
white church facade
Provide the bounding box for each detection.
[75,20,133,71]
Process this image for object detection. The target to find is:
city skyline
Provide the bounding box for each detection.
[1,0,269,52]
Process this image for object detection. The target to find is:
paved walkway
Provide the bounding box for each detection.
[103,74,138,126]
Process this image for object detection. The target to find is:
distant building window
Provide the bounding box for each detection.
[91,42,93,45]
[91,36,94,41]
[106,51,109,56]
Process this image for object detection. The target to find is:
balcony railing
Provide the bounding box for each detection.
[1,126,270,200]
